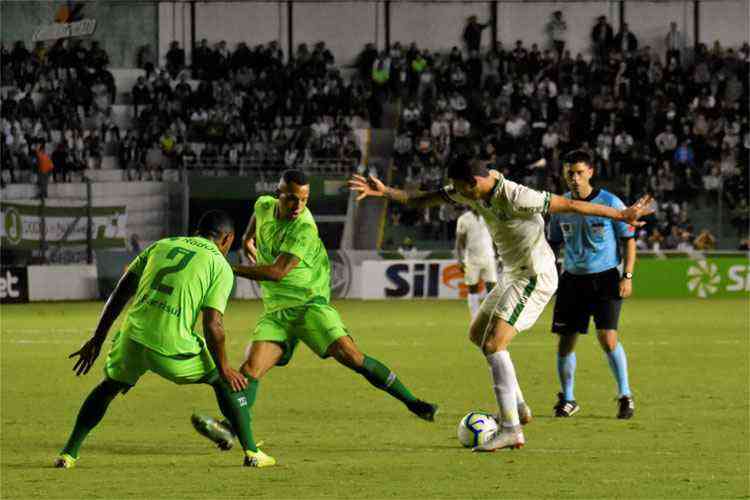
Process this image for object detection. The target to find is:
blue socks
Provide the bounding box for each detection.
[606,343,631,397]
[557,353,576,401]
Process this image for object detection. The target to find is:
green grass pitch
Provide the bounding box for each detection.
[1,298,748,499]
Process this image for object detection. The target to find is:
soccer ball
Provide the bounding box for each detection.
[457,411,498,448]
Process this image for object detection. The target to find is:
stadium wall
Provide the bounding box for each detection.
[158,0,748,68]
[699,0,749,49]
[27,264,98,301]
[1,181,182,245]
[3,1,745,70]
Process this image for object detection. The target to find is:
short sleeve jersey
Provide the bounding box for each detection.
[253,196,331,312]
[456,211,494,262]
[441,172,555,277]
[548,189,635,275]
[123,236,234,356]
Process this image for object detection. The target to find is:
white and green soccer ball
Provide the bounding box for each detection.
[457,411,498,448]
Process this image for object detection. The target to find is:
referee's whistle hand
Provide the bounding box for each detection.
[619,279,633,299]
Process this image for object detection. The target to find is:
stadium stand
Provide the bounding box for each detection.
[1,16,747,250]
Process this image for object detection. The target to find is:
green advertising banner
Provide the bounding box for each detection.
[1,202,128,249]
[635,256,750,299]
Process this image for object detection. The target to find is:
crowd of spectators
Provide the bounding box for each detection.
[376,14,748,249]
[1,39,116,185]
[1,38,364,187]
[2,15,748,249]
[131,39,364,175]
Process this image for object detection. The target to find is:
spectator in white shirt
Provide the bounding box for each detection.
[542,125,560,150]
[614,129,634,154]
[402,100,422,129]
[190,108,208,124]
[505,113,527,139]
[596,125,614,176]
[655,125,678,157]
[431,114,450,138]
[452,115,471,138]
[449,91,467,112]
[665,21,683,64]
[547,11,567,59]
[537,75,558,99]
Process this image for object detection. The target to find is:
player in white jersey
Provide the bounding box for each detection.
[456,209,497,319]
[350,153,653,452]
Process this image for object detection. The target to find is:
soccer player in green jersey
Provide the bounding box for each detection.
[192,170,437,463]
[55,210,274,468]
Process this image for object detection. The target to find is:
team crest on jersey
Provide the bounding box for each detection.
[590,221,606,236]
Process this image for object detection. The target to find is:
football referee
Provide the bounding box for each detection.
[548,150,636,419]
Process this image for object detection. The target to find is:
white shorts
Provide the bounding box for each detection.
[476,266,558,334]
[464,255,498,286]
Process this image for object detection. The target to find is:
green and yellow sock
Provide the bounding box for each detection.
[359,355,418,406]
[211,376,259,453]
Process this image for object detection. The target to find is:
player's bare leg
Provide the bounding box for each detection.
[597,329,634,418]
[471,317,526,451]
[327,336,438,421]
[469,304,531,426]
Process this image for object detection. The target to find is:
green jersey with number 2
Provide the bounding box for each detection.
[122,236,234,357]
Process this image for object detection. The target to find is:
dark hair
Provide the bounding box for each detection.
[196,210,235,239]
[562,149,593,167]
[447,155,490,184]
[280,169,309,186]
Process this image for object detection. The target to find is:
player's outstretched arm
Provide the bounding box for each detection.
[549,194,654,227]
[348,174,446,208]
[69,271,139,376]
[203,307,247,391]
[233,253,300,282]
[242,214,257,264]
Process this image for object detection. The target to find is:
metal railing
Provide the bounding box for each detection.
[182,158,355,177]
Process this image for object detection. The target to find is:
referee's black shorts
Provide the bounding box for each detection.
[551,267,623,335]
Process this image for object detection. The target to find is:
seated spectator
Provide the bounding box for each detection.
[693,229,717,250]
[449,91,467,113]
[452,114,471,138]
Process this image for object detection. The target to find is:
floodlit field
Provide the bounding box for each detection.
[1,299,748,499]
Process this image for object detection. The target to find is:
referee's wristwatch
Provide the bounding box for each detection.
[622,272,633,280]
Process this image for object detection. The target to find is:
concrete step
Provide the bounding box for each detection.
[83,169,124,182]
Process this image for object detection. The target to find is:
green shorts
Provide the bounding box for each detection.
[252,301,348,366]
[104,330,217,387]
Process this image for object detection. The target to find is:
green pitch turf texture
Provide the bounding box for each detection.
[1,299,748,499]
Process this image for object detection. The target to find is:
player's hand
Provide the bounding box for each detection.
[221,366,248,392]
[69,336,104,376]
[619,278,633,299]
[349,174,386,201]
[243,237,257,264]
[620,195,654,227]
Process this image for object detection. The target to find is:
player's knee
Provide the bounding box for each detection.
[468,319,486,347]
[597,330,618,352]
[558,335,577,356]
[101,378,130,398]
[240,361,267,380]
[328,339,364,369]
